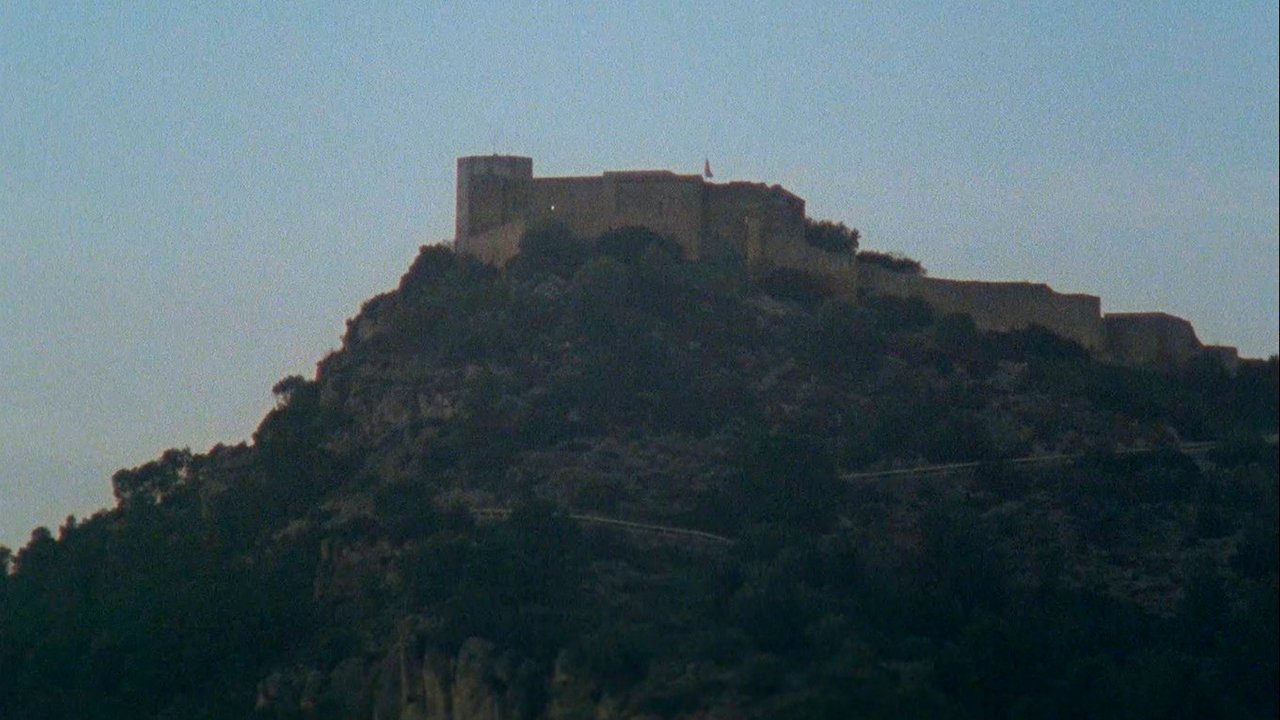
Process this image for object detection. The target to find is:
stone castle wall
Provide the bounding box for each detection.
[1201,345,1241,374]
[704,182,806,266]
[455,156,533,243]
[454,156,814,272]
[860,264,1107,351]
[1103,313,1204,368]
[452,156,1239,369]
[532,172,706,258]
[462,220,528,267]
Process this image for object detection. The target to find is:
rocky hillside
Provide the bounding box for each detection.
[1,225,1276,719]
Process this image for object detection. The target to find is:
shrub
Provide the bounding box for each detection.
[813,301,878,373]
[758,267,829,307]
[512,219,588,278]
[596,226,683,264]
[996,325,1089,361]
[857,249,925,275]
[866,295,934,332]
[804,219,860,254]
[400,244,457,287]
[734,432,841,528]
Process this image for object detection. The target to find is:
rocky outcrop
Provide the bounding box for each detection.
[255,630,607,720]
[410,637,540,720]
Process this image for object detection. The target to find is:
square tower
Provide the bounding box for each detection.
[455,155,534,243]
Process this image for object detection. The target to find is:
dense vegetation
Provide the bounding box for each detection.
[1,225,1275,718]
[803,218,860,254]
[858,248,926,275]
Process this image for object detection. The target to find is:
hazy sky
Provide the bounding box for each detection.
[2,3,1277,549]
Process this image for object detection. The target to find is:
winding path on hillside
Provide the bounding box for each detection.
[471,507,736,546]
[839,438,1273,482]
[473,437,1275,546]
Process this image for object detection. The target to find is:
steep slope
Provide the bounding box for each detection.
[1,227,1276,719]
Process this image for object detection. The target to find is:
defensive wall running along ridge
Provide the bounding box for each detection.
[452,155,1240,371]
[858,263,1107,352]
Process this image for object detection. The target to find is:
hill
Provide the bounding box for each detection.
[1,225,1276,719]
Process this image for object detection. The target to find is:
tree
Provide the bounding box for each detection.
[111,448,192,508]
[270,374,311,406]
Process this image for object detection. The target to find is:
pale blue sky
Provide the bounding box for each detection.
[2,2,1277,548]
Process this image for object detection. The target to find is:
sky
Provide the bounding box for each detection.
[1,2,1276,549]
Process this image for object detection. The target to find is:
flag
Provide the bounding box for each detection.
[703,158,713,179]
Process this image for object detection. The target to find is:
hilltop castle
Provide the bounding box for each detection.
[454,155,853,280]
[453,155,1239,371]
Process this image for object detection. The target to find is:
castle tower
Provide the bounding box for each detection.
[454,155,534,250]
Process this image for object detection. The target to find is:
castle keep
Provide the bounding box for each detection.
[452,155,1239,370]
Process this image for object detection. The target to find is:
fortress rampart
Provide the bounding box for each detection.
[532,172,705,256]
[859,266,1238,367]
[1099,312,1241,370]
[1103,313,1200,367]
[451,155,1239,370]
[860,264,1107,351]
[454,155,841,281]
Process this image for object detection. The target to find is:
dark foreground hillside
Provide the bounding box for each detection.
[2,226,1276,719]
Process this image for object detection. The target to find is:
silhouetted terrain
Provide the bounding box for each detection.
[2,226,1276,719]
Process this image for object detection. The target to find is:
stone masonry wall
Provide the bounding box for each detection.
[756,236,859,292]
[1103,312,1204,368]
[459,220,527,267]
[1201,345,1241,374]
[452,157,1240,370]
[703,182,805,266]
[531,172,705,258]
[860,264,1107,351]
[455,156,532,244]
[454,157,819,270]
